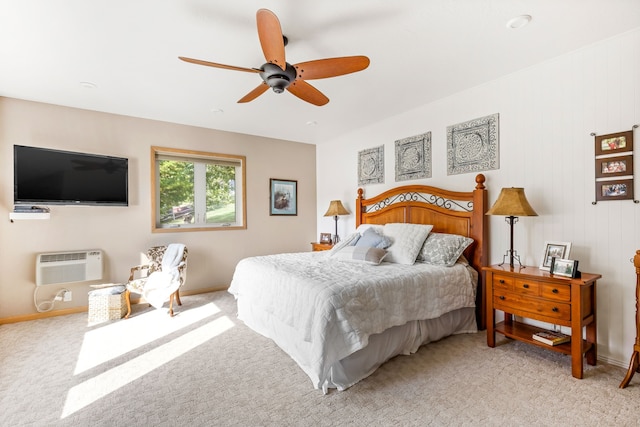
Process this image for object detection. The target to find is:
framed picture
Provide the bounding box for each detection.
[358,145,385,185]
[540,241,572,271]
[269,179,297,216]
[595,155,633,178]
[595,179,634,202]
[594,130,633,156]
[447,113,499,175]
[550,258,579,278]
[320,233,332,244]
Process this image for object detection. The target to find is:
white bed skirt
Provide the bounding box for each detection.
[236,297,477,392]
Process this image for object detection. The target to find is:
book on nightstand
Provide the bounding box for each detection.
[532,330,571,346]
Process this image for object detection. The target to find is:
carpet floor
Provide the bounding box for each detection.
[1,291,639,426]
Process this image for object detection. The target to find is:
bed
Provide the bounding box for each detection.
[228,174,488,392]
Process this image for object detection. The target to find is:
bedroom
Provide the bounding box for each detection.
[1,0,640,422]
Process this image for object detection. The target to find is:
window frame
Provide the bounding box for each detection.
[151,146,247,233]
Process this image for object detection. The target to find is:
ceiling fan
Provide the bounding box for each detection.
[179,8,370,106]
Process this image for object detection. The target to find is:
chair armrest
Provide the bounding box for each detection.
[128,264,151,281]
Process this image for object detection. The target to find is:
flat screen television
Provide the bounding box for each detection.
[14,145,128,206]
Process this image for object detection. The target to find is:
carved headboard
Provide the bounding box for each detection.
[355,174,489,328]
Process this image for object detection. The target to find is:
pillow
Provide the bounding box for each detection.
[356,224,384,236]
[416,232,474,267]
[355,227,392,249]
[382,223,433,265]
[330,246,388,265]
[329,232,360,254]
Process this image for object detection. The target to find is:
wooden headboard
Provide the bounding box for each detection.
[355,174,489,329]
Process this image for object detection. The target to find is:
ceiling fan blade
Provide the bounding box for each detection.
[287,80,329,106]
[237,83,269,103]
[256,9,286,70]
[294,56,370,80]
[178,56,260,74]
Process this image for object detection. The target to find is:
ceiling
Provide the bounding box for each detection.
[1,1,639,145]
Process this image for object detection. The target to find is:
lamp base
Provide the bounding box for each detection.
[497,249,525,268]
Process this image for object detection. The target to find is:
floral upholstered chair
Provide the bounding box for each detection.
[124,244,188,318]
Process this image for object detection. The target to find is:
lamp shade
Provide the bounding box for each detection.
[324,200,350,217]
[486,188,538,217]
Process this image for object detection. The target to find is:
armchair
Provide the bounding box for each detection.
[124,244,188,318]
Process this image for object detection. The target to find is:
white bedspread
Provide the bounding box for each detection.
[228,251,476,389]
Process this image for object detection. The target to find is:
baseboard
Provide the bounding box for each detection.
[0,286,228,325]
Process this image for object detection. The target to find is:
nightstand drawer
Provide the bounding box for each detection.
[494,293,571,321]
[492,274,514,291]
[514,278,540,296]
[541,282,571,302]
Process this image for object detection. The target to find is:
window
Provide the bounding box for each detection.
[152,146,246,232]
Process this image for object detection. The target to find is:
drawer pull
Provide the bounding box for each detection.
[552,307,559,312]
[499,279,505,284]
[499,296,506,300]
[552,289,559,294]
[522,283,529,289]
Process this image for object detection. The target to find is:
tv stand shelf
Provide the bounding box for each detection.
[9,212,50,220]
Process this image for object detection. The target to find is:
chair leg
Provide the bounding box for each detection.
[168,292,175,317]
[124,289,132,319]
[175,289,182,306]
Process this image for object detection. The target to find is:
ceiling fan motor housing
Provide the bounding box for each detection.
[260,63,297,93]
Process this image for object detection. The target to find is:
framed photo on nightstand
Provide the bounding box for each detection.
[550,258,579,278]
[540,241,572,271]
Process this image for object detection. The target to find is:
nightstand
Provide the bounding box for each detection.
[483,264,601,379]
[311,242,334,251]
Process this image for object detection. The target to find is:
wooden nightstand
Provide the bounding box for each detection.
[483,264,601,379]
[311,242,334,251]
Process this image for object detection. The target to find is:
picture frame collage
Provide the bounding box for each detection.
[593,129,636,203]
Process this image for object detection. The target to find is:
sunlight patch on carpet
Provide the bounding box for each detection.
[74,302,222,375]
[61,314,234,419]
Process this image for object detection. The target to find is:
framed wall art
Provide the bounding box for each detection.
[595,179,634,202]
[270,178,297,215]
[592,125,638,204]
[395,132,431,181]
[594,130,633,156]
[539,241,572,271]
[595,155,633,178]
[358,145,384,185]
[447,113,499,175]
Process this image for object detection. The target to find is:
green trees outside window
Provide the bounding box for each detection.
[152,147,246,232]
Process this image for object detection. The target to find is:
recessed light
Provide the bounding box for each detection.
[211,108,224,114]
[506,15,532,29]
[306,120,318,126]
[79,81,97,89]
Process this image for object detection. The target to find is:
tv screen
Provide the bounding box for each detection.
[14,145,128,206]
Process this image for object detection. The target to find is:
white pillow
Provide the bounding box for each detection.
[356,224,384,236]
[330,246,388,265]
[382,223,433,265]
[328,232,360,254]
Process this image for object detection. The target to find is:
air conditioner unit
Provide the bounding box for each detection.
[36,250,103,286]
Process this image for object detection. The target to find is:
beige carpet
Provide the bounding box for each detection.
[1,290,639,426]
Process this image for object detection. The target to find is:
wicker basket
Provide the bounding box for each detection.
[88,285,127,323]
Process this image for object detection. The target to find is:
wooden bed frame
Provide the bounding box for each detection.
[355,174,489,329]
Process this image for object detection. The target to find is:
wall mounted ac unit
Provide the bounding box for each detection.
[36,250,103,286]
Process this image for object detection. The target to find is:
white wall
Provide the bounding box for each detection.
[0,98,317,319]
[317,28,640,367]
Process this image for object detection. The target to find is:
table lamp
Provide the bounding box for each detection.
[323,200,350,243]
[486,187,538,268]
